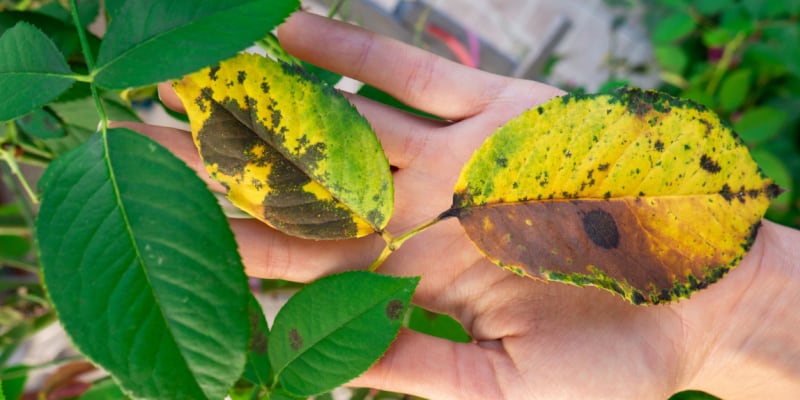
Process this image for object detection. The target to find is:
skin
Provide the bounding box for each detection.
[123,12,800,399]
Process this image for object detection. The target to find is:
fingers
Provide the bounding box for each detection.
[278,12,514,121]
[344,93,445,168]
[158,82,184,113]
[351,329,506,399]
[161,73,450,170]
[231,218,383,281]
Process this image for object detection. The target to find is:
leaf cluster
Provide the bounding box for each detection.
[0,1,782,399]
[605,0,800,227]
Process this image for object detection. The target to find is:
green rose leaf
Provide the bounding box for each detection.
[37,128,250,399]
[0,22,74,121]
[93,0,299,88]
[269,271,418,396]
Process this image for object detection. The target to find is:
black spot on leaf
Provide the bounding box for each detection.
[385,299,404,320]
[496,157,508,168]
[700,154,721,173]
[289,328,303,351]
[598,163,609,171]
[237,70,247,84]
[766,183,784,199]
[654,140,664,152]
[581,209,620,249]
[208,65,220,81]
[719,183,734,202]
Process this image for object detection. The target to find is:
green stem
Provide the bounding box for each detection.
[706,31,747,95]
[327,0,346,18]
[368,210,454,272]
[1,149,39,203]
[0,157,38,239]
[1,258,39,274]
[69,0,108,133]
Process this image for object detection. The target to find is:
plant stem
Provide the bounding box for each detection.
[69,0,108,133]
[1,149,39,203]
[368,210,455,271]
[1,258,39,274]
[706,31,747,95]
[327,0,346,18]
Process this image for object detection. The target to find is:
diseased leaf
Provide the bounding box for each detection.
[452,88,778,304]
[269,271,418,396]
[242,294,272,387]
[174,53,393,239]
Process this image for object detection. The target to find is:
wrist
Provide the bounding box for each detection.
[678,221,800,398]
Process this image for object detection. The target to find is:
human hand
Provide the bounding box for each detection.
[128,11,800,399]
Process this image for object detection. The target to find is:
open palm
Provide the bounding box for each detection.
[126,11,800,399]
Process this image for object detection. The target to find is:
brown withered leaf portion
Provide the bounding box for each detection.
[452,88,779,304]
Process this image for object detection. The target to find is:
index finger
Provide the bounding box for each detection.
[277,11,518,121]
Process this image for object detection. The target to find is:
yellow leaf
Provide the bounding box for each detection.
[174,53,393,240]
[453,88,779,304]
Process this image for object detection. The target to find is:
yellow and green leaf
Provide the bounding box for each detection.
[453,88,779,304]
[174,53,393,239]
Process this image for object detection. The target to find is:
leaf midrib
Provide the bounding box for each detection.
[92,2,252,81]
[209,95,378,231]
[100,131,205,397]
[273,286,406,382]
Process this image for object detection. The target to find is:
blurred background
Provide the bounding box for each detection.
[1,0,798,399]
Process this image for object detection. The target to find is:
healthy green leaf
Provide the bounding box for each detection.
[174,53,394,239]
[407,306,471,343]
[0,22,75,121]
[733,106,788,143]
[78,378,127,400]
[452,88,777,304]
[242,294,272,387]
[651,12,696,44]
[0,11,80,56]
[93,0,299,88]
[718,69,751,111]
[0,235,30,258]
[0,365,26,400]
[654,45,687,74]
[37,128,251,400]
[269,271,418,396]
[694,0,728,15]
[42,95,140,156]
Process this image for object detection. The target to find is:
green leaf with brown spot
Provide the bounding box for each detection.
[174,53,393,239]
[452,87,778,305]
[269,271,418,396]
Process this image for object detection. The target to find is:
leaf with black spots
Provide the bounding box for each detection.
[452,88,778,304]
[174,53,393,239]
[269,271,418,396]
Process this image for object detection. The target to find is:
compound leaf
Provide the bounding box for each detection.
[269,271,418,396]
[174,53,393,239]
[37,128,251,399]
[452,88,778,304]
[0,22,74,121]
[93,0,299,89]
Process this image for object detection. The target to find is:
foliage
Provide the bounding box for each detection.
[0,1,784,399]
[625,0,800,228]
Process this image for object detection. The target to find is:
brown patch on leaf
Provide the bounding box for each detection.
[385,299,403,320]
[700,154,722,173]
[581,209,620,249]
[289,328,303,351]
